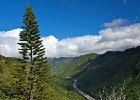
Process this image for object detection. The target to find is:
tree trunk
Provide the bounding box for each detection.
[28,66,33,100]
[28,49,33,100]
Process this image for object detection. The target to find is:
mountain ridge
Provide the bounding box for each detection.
[51,46,140,99]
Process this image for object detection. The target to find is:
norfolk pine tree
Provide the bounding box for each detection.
[18,4,51,100]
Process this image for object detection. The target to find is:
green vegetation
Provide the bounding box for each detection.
[0,56,85,100]
[98,81,127,100]
[18,4,52,100]
[52,77,85,100]
[0,4,84,100]
[51,47,140,100]
[50,57,75,76]
[51,53,98,77]
[0,2,140,100]
[76,47,140,99]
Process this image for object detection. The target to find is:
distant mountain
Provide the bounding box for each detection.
[50,57,75,68]
[52,46,140,99]
[76,46,140,99]
[50,53,98,77]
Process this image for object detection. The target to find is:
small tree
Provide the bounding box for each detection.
[18,4,50,100]
[98,82,127,100]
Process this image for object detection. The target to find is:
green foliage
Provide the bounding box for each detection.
[51,53,98,77]
[52,46,140,99]
[98,81,127,100]
[0,4,84,100]
[12,64,29,99]
[75,47,140,99]
[0,57,26,99]
[18,4,51,99]
[51,77,85,100]
[0,56,84,100]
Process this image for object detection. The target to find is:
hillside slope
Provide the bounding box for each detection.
[50,53,98,77]
[51,46,140,99]
[75,46,140,99]
[0,56,85,100]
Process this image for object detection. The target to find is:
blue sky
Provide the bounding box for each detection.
[0,0,140,40]
[1,0,140,57]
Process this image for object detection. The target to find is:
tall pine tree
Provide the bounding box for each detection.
[18,4,51,100]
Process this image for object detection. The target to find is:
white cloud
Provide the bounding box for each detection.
[1,23,140,58]
[42,35,58,57]
[104,18,128,28]
[42,23,140,57]
[0,28,22,57]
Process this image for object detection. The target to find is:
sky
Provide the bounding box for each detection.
[1,0,140,57]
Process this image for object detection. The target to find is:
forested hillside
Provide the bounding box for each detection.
[50,53,98,77]
[1,0,140,100]
[0,56,85,100]
[52,46,140,99]
[75,46,140,99]
[0,4,85,100]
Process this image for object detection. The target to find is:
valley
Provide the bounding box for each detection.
[51,46,140,100]
[1,46,140,99]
